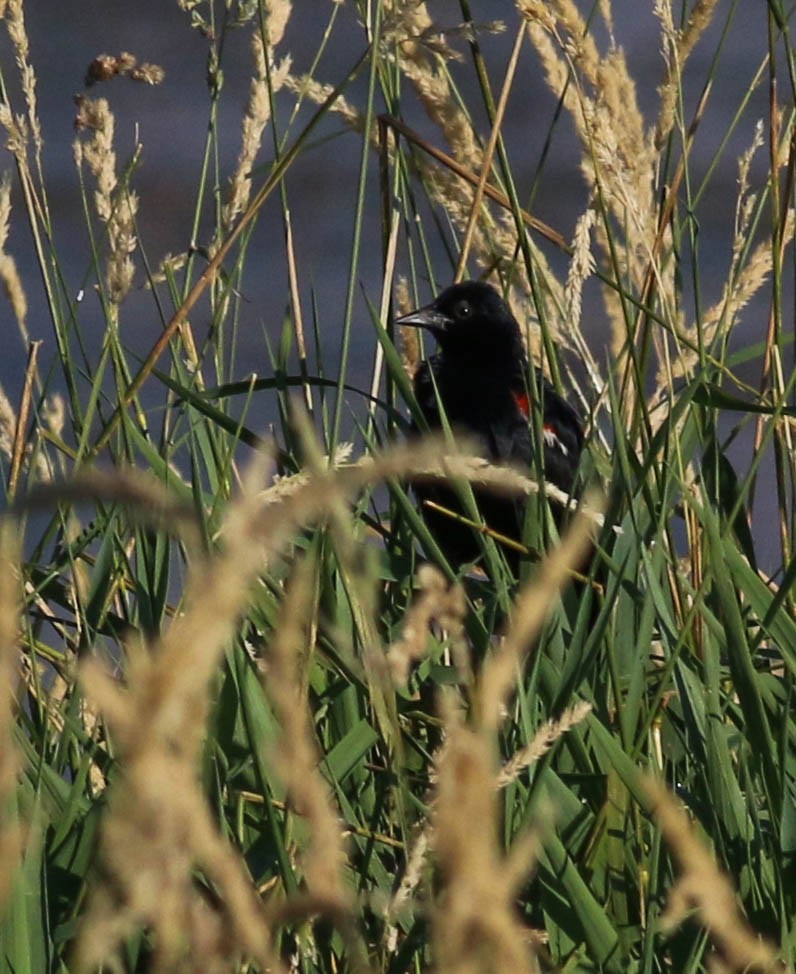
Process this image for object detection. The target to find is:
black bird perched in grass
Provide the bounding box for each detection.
[396,280,584,571]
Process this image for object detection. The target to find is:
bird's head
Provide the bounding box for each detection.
[395,281,523,362]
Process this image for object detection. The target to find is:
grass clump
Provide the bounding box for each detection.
[0,1,794,971]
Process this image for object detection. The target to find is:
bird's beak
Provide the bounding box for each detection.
[394,304,451,333]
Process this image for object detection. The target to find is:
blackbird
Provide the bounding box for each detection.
[396,280,584,570]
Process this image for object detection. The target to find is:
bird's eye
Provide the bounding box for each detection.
[454,300,472,319]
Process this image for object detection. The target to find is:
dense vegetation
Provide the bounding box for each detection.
[0,1,793,971]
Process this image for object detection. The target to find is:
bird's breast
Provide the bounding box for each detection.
[413,360,530,466]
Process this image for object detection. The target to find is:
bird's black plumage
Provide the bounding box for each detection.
[397,280,584,569]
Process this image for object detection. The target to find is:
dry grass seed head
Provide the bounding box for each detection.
[396,276,421,378]
[656,0,721,147]
[73,97,116,220]
[387,563,467,687]
[498,700,592,786]
[84,52,165,88]
[264,554,351,912]
[388,0,483,173]
[0,253,26,339]
[0,385,18,464]
[223,10,293,229]
[0,105,29,171]
[478,506,596,733]
[384,826,430,952]
[282,72,365,134]
[645,777,785,973]
[432,697,540,974]
[105,188,138,304]
[73,96,138,304]
[262,0,292,47]
[5,0,42,163]
[564,206,597,330]
[0,171,12,251]
[0,172,27,338]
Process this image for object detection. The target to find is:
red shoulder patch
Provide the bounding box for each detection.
[512,390,530,417]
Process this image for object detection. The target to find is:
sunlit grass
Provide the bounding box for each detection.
[0,1,794,972]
